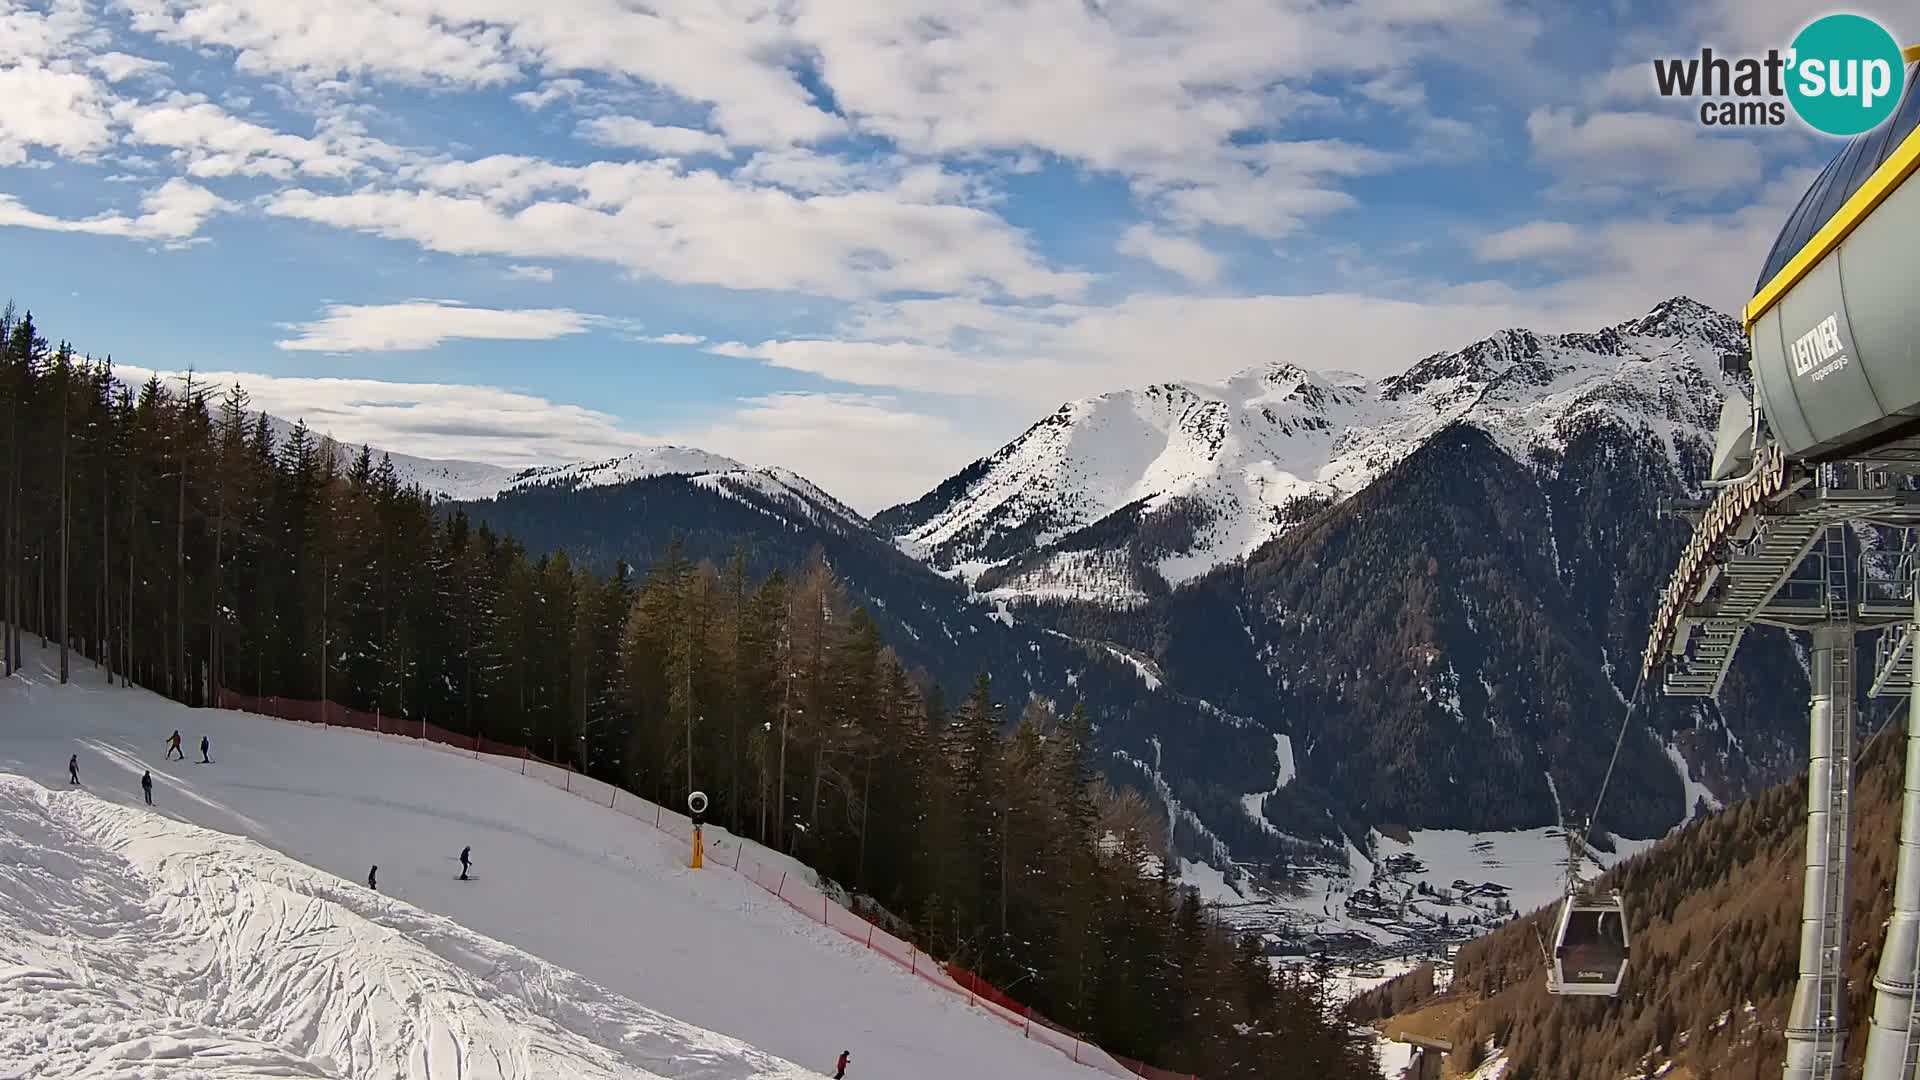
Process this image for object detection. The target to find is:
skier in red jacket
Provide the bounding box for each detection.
[833,1050,850,1078]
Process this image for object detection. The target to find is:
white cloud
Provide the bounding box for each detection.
[117,0,522,87]
[671,392,971,511]
[1146,139,1399,237]
[579,117,729,157]
[117,365,651,467]
[731,149,983,203]
[114,0,840,143]
[90,52,168,83]
[2,0,96,63]
[511,78,585,111]
[1116,224,1223,283]
[709,338,1044,397]
[794,1,1522,168]
[0,177,230,242]
[97,0,1532,230]
[1694,0,1915,56]
[740,226,1778,413]
[506,264,554,282]
[263,164,1089,300]
[0,61,115,165]
[113,365,959,512]
[117,96,388,179]
[1526,107,1766,200]
[1356,73,1426,109]
[1475,221,1587,264]
[645,332,704,345]
[276,300,606,352]
[1158,183,1357,238]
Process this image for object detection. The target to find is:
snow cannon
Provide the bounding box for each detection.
[1736,50,1920,470]
[688,790,708,869]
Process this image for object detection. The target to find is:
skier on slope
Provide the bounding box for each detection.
[459,846,472,880]
[368,866,378,890]
[140,770,153,805]
[165,730,183,760]
[199,735,212,764]
[834,1050,850,1078]
[68,754,78,785]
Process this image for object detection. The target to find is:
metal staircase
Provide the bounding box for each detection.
[1873,535,1920,699]
[1664,468,1920,698]
[1876,625,1917,698]
[1664,511,1826,696]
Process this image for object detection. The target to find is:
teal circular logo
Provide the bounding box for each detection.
[1787,14,1906,136]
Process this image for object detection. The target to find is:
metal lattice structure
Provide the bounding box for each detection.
[1635,48,1920,1080]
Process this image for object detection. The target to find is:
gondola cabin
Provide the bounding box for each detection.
[1549,892,1630,997]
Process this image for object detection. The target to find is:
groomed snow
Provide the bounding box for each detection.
[1176,858,1243,906]
[1663,741,1723,823]
[1318,956,1421,1006]
[1238,734,1294,838]
[1369,827,1657,917]
[0,774,811,1080]
[1271,734,1295,789]
[0,649,1115,1080]
[1100,646,1161,691]
[1374,1033,1417,1079]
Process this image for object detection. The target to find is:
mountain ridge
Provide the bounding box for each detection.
[873,295,1748,608]
[278,295,1803,872]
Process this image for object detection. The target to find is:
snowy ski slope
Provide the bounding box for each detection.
[0,774,812,1080]
[0,648,1109,1080]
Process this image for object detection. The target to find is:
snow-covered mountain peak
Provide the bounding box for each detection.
[256,415,789,510]
[501,446,746,494]
[878,298,1747,605]
[1621,294,1741,344]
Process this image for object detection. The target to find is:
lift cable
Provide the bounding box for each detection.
[1580,671,1653,857]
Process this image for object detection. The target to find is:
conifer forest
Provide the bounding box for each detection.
[0,304,1382,1078]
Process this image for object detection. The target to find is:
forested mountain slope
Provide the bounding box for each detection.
[460,298,1814,851]
[1382,703,1907,1079]
[455,468,1313,866]
[0,302,1378,1080]
[1154,420,1808,839]
[884,299,1812,843]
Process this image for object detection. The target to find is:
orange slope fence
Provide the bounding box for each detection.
[211,686,1197,1080]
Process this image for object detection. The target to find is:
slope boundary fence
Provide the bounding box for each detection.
[211,687,1195,1080]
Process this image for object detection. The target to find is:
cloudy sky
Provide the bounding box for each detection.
[1,0,1908,510]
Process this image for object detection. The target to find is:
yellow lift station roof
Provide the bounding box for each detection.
[1748,51,1920,330]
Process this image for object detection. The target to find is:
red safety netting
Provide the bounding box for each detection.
[210,685,1198,1080]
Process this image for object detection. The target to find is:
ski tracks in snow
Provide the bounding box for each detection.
[0,776,814,1080]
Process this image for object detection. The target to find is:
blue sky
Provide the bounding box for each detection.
[0,0,1907,510]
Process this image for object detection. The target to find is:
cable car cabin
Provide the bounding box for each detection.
[1549,893,1630,997]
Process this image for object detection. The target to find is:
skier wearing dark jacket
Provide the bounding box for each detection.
[459,846,471,880]
[140,770,153,805]
[199,736,211,764]
[368,865,378,890]
[68,755,78,785]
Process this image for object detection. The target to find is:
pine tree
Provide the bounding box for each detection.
[0,306,1382,1080]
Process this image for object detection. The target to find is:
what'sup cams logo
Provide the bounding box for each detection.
[1653,13,1909,135]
